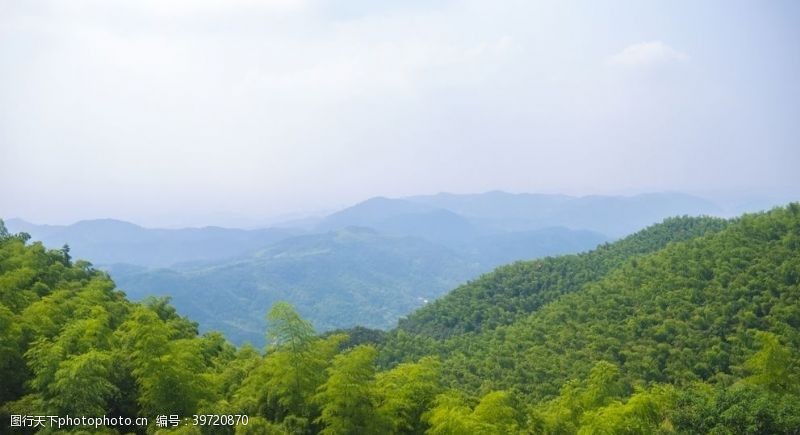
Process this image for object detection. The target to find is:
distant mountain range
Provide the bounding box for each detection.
[318,191,722,238]
[4,191,746,345]
[4,218,300,268]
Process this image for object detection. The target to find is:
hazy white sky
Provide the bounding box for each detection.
[2,0,798,227]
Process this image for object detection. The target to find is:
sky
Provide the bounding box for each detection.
[1,0,799,227]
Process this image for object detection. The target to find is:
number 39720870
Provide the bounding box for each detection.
[192,414,249,426]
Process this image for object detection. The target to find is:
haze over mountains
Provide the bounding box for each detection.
[4,190,772,345]
[3,218,301,268]
[318,191,723,238]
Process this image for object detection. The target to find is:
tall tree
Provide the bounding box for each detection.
[116,306,209,416]
[314,345,385,435]
[375,356,441,434]
[257,302,325,421]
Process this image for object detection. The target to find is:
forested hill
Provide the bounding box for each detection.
[1,206,799,434]
[381,204,800,431]
[395,215,729,340]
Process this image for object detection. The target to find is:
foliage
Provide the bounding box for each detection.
[394,215,728,341]
[313,345,385,435]
[1,206,799,434]
[424,390,520,435]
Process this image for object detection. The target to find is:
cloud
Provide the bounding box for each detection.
[3,2,797,226]
[607,41,688,67]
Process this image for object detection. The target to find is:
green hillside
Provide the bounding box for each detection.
[383,205,800,432]
[1,205,799,434]
[109,226,604,346]
[396,215,728,340]
[418,205,800,400]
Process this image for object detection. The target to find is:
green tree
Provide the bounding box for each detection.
[0,304,23,402]
[376,356,441,434]
[267,301,315,351]
[742,331,798,394]
[425,390,519,435]
[265,301,316,413]
[471,391,519,434]
[116,307,210,416]
[314,345,385,435]
[424,391,479,435]
[530,361,626,434]
[578,385,676,435]
[50,350,118,416]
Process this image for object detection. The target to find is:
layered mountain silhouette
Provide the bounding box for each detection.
[5,191,733,345]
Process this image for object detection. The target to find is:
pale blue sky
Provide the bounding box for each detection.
[1,0,798,227]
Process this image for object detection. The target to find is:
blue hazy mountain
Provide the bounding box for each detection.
[320,191,721,238]
[4,218,301,267]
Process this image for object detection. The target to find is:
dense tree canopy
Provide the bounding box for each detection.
[395,215,729,340]
[1,205,799,433]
